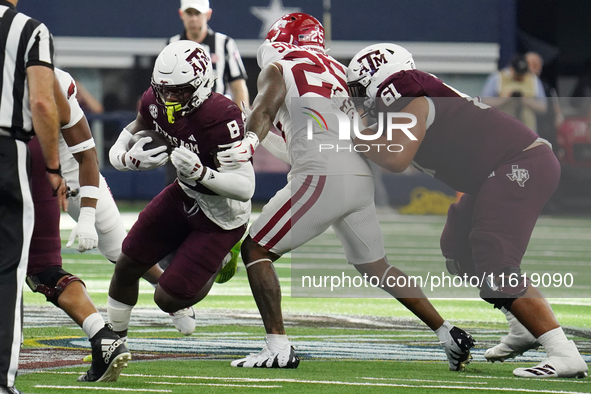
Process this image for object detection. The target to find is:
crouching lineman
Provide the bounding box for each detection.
[346,43,588,378]
[106,41,254,354]
[27,68,130,382]
[217,13,474,371]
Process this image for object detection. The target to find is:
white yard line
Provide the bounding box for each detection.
[35,385,170,392]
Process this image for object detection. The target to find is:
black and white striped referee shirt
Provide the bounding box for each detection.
[168,27,247,96]
[0,0,54,142]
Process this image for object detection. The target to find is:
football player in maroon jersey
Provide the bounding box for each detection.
[347,43,587,378]
[218,14,474,371]
[106,41,254,360]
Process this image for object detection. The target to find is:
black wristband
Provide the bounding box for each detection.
[46,164,62,177]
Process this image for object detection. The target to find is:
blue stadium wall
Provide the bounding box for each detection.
[20,0,516,62]
[21,0,515,204]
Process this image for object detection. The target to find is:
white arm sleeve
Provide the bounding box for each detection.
[200,161,255,202]
[109,129,133,171]
[261,132,290,164]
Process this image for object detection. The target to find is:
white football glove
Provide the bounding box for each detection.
[216,131,259,169]
[66,207,98,252]
[125,137,169,171]
[240,100,252,117]
[171,146,209,181]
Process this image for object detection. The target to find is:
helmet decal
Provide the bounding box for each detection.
[355,49,390,76]
[186,47,210,77]
[265,13,325,52]
[346,43,415,117]
[151,41,215,121]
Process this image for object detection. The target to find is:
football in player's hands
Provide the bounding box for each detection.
[127,130,172,155]
[125,130,171,171]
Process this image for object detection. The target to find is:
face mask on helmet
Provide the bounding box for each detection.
[151,41,215,123]
[347,43,415,117]
[265,12,325,52]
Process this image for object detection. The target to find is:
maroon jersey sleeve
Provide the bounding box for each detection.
[177,93,245,195]
[375,70,539,194]
[187,93,245,167]
[376,70,461,112]
[137,91,244,196]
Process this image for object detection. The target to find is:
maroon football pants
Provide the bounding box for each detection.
[440,145,560,277]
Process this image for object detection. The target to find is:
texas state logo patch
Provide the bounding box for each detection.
[506,165,529,187]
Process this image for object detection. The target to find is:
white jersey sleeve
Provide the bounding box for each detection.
[55,68,85,129]
[257,42,286,69]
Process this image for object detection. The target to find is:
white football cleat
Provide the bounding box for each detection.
[485,311,540,362]
[513,341,588,378]
[439,324,475,371]
[170,306,196,336]
[231,343,300,368]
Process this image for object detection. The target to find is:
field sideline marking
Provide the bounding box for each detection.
[149,381,280,388]
[141,376,590,393]
[39,372,590,393]
[114,373,591,393]
[35,385,170,392]
[359,377,488,385]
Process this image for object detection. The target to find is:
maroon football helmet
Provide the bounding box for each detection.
[265,13,325,52]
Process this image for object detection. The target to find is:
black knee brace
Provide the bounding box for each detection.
[26,267,85,306]
[479,267,529,310]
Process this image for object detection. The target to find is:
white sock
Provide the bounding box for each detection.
[434,320,453,343]
[82,313,105,339]
[538,327,569,352]
[267,334,290,352]
[107,296,134,333]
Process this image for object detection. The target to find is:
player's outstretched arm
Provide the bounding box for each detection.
[54,80,100,252]
[109,114,168,171]
[241,101,290,165]
[217,64,286,168]
[62,119,101,252]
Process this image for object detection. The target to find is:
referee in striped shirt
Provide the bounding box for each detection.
[0,1,66,392]
[168,0,249,107]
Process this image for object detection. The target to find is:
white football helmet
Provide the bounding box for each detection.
[151,41,214,121]
[347,43,415,101]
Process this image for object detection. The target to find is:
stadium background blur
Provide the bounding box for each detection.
[19,0,591,213]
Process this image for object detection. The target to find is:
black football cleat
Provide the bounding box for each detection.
[0,385,23,394]
[78,324,131,382]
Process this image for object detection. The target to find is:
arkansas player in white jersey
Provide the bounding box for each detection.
[218,13,474,371]
[54,68,127,260]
